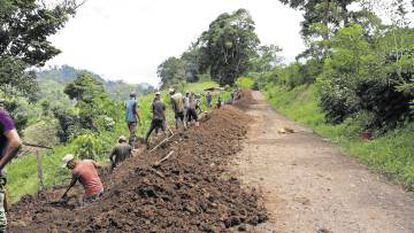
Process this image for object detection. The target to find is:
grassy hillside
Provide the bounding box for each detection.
[264,84,414,191]
[7,81,230,202]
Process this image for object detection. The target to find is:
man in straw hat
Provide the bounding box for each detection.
[61,154,104,204]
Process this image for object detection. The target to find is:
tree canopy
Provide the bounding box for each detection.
[0,0,77,98]
[157,57,186,89]
[198,9,260,86]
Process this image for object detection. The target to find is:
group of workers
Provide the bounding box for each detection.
[0,88,238,231]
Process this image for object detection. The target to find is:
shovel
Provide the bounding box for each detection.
[50,196,69,207]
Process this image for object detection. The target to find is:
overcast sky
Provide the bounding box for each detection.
[46,0,305,86]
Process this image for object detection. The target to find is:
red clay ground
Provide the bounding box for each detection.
[8,106,268,232]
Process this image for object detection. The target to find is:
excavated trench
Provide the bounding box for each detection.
[8,100,268,232]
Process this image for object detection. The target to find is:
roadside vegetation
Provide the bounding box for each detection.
[4,0,414,203]
[264,85,414,190]
[253,1,414,190]
[7,79,230,202]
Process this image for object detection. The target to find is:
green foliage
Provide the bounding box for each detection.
[0,0,76,97]
[0,95,29,133]
[198,9,260,86]
[318,24,414,130]
[158,57,186,89]
[7,81,228,202]
[181,46,201,83]
[72,134,104,160]
[64,72,106,101]
[249,44,282,73]
[236,77,254,89]
[264,84,414,191]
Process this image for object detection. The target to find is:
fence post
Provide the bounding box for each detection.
[36,151,45,191]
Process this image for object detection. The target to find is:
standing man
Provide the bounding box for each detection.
[125,92,141,145]
[0,105,22,232]
[187,92,199,125]
[206,91,212,108]
[183,91,190,123]
[145,92,167,147]
[61,154,104,204]
[217,96,222,109]
[169,89,186,129]
[109,136,132,169]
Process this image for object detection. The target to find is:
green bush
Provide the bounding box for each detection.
[235,77,254,89]
[264,84,414,190]
[72,133,104,160]
[318,25,414,130]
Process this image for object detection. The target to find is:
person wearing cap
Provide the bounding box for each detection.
[125,92,141,141]
[169,89,186,129]
[0,105,22,231]
[61,155,104,204]
[145,92,167,147]
[109,135,132,169]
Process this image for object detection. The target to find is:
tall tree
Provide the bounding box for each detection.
[198,9,260,86]
[0,0,77,98]
[181,45,201,83]
[157,57,186,89]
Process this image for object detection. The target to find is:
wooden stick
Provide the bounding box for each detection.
[149,134,175,152]
[151,168,165,178]
[36,151,45,191]
[23,142,53,149]
[153,151,174,168]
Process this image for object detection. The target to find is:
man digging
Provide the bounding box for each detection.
[169,88,186,130]
[61,154,104,205]
[109,135,132,169]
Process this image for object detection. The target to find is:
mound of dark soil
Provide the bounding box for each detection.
[8,106,267,232]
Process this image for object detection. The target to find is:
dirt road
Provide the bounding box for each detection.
[235,91,414,233]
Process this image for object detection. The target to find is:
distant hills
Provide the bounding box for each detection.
[36,65,155,101]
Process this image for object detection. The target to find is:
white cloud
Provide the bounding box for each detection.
[47,0,305,86]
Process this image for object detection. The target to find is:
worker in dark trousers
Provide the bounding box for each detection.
[145,92,167,148]
[187,92,199,126]
[169,89,186,129]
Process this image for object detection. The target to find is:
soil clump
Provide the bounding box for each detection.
[8,106,267,232]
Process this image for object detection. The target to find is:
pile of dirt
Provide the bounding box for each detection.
[235,89,257,109]
[8,106,268,232]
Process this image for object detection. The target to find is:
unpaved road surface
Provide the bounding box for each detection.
[235,91,414,233]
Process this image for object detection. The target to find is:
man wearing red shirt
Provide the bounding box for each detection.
[61,154,104,204]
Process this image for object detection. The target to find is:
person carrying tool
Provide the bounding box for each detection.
[109,136,132,169]
[169,88,186,129]
[125,92,141,145]
[61,154,104,204]
[145,92,167,147]
[0,104,22,232]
